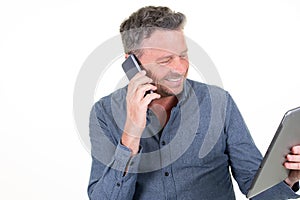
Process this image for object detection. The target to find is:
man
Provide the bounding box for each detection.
[88,6,300,199]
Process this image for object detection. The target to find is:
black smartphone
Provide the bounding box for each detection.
[122,54,153,94]
[122,54,142,80]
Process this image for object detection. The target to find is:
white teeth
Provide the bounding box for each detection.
[167,78,181,82]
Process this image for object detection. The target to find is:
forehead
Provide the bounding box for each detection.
[141,30,187,55]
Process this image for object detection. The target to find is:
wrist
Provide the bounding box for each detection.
[121,132,140,155]
[284,177,297,188]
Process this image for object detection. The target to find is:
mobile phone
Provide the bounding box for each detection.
[122,54,142,80]
[122,54,153,94]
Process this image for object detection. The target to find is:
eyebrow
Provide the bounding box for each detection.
[180,49,188,55]
[156,49,188,61]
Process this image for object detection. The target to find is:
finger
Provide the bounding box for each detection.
[127,84,157,106]
[141,93,161,106]
[128,73,153,93]
[135,84,157,99]
[131,71,152,84]
[286,154,300,162]
[130,70,145,81]
[284,162,300,170]
[291,145,300,154]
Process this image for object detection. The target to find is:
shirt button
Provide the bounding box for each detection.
[116,182,121,187]
[165,172,169,176]
[161,141,166,145]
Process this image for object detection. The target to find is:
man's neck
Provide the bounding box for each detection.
[149,96,178,128]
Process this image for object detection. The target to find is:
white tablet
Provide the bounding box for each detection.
[247,107,300,198]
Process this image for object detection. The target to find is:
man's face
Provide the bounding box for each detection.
[139,30,189,97]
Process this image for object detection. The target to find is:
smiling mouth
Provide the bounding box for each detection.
[166,77,182,82]
[163,76,184,88]
[164,73,184,82]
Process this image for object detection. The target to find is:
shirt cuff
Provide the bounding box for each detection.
[112,141,142,174]
[280,181,300,198]
[292,182,300,194]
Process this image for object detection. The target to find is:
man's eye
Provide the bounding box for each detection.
[180,54,188,59]
[158,58,172,65]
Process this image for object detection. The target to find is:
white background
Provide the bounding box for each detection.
[0,0,299,199]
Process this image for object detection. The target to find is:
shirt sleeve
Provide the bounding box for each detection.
[224,93,300,200]
[87,101,141,200]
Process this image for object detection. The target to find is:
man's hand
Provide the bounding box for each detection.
[284,145,300,187]
[121,70,160,154]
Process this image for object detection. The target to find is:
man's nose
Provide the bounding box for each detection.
[169,56,189,74]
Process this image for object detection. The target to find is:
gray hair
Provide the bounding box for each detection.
[119,6,186,57]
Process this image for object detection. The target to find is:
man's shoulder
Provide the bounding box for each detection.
[93,86,127,110]
[186,79,228,96]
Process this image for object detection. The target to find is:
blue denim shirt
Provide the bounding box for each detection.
[88,79,299,200]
